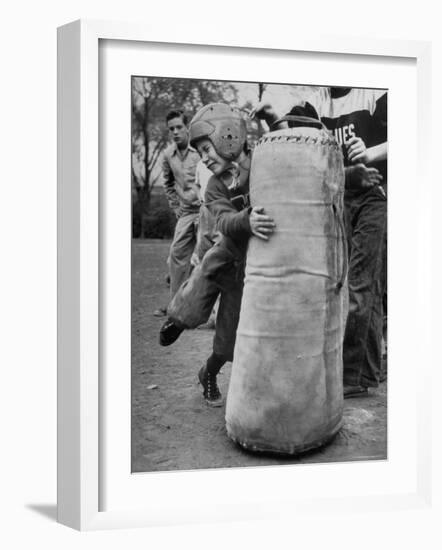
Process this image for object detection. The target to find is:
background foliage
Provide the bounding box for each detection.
[131,77,316,237]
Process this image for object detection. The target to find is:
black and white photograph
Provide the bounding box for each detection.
[3,0,439,543]
[131,77,388,473]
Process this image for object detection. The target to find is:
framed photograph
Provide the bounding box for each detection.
[130,76,387,471]
[57,19,432,530]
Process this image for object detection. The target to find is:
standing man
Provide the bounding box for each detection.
[252,86,387,398]
[154,109,201,317]
[312,87,387,398]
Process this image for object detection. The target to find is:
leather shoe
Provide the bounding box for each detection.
[159,319,184,346]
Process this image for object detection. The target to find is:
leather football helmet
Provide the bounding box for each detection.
[189,103,247,160]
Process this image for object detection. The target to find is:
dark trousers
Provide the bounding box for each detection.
[343,186,387,387]
[168,242,244,362]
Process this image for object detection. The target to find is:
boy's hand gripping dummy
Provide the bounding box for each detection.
[225,115,348,454]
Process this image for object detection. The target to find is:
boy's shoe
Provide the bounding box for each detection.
[198,366,223,407]
[159,319,184,346]
[343,384,369,399]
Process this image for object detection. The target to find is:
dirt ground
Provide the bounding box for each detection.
[131,239,387,473]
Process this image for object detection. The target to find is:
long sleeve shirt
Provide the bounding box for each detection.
[204,173,251,262]
[161,143,201,215]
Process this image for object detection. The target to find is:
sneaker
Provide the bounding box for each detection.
[159,319,184,346]
[198,366,223,407]
[153,307,167,317]
[343,384,369,399]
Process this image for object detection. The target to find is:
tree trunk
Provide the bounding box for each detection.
[143,98,150,192]
[140,98,152,238]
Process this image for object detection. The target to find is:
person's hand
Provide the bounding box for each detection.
[249,102,278,125]
[346,164,383,191]
[346,136,368,164]
[249,206,276,240]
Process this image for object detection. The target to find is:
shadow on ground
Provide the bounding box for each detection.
[26,504,57,522]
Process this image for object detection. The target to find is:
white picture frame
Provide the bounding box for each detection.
[57,19,432,531]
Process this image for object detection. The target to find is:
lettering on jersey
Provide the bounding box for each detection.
[333,123,356,145]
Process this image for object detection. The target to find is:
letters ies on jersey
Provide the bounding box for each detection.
[313,87,387,180]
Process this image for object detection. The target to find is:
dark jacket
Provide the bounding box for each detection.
[204,173,251,263]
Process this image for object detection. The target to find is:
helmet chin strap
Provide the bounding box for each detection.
[218,164,238,190]
[229,163,240,190]
[227,159,251,192]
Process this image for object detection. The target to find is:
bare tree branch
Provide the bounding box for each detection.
[148,138,167,171]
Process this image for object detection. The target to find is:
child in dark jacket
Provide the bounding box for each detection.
[160,103,275,406]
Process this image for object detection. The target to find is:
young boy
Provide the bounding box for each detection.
[159,103,276,406]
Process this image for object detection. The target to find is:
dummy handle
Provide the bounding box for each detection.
[271,115,328,131]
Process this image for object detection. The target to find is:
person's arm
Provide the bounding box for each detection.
[249,101,286,131]
[250,100,320,131]
[205,178,252,240]
[347,91,387,165]
[365,142,387,164]
[347,138,387,165]
[206,178,275,241]
[162,151,180,215]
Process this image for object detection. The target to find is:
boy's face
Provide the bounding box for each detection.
[167,116,189,149]
[196,138,231,176]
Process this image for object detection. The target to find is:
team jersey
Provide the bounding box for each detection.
[311,87,387,184]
